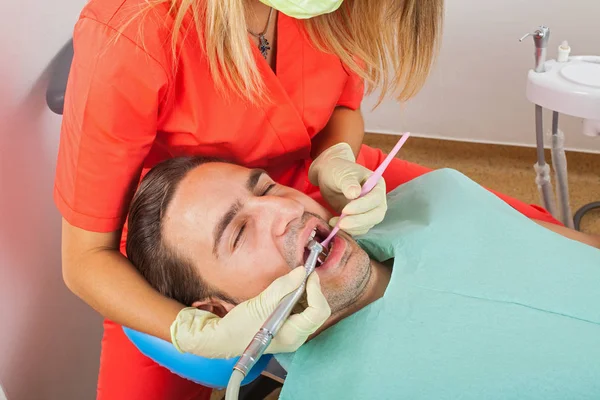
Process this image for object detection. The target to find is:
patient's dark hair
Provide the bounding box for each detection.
[126,156,236,307]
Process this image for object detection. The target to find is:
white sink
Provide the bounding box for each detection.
[526,56,600,136]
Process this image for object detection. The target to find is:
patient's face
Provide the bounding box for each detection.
[163,162,371,314]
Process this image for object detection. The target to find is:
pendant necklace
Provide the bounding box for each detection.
[248,7,274,59]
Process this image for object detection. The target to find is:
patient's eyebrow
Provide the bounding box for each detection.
[246,169,267,192]
[213,200,242,258]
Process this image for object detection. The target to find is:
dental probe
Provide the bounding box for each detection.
[226,240,325,400]
[320,132,411,248]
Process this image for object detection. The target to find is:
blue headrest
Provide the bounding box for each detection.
[123,327,272,389]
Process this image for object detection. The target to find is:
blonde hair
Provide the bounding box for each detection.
[131,0,444,105]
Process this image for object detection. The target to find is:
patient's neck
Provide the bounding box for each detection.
[345,259,391,315]
[314,259,392,335]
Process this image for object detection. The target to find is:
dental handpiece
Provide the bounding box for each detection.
[233,239,324,377]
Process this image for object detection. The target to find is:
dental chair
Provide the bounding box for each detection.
[46,39,286,399]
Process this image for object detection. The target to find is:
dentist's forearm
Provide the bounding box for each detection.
[72,250,184,341]
[61,220,184,342]
[311,106,365,159]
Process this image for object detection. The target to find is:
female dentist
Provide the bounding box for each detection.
[54,0,558,398]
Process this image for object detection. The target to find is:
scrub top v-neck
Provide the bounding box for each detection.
[54,0,365,233]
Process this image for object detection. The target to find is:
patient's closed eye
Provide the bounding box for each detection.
[234,223,246,249]
[262,183,276,196]
[232,183,276,250]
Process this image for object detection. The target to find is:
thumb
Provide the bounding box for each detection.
[286,273,331,334]
[328,216,340,228]
[262,266,306,303]
[337,173,362,200]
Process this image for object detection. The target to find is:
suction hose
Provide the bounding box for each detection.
[550,112,574,228]
[225,369,245,400]
[534,105,557,217]
[574,202,600,232]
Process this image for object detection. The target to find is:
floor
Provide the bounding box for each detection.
[364,134,600,234]
[211,133,600,399]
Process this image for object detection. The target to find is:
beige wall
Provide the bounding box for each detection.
[363,0,600,153]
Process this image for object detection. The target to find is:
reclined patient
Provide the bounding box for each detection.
[126,156,600,399]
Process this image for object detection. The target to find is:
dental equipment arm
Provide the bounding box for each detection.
[226,240,325,400]
[519,26,550,73]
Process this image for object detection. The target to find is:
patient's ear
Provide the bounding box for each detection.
[192,298,235,318]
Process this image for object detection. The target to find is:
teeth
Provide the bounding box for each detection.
[307,228,317,244]
[316,241,333,266]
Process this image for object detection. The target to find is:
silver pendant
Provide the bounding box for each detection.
[258,34,271,59]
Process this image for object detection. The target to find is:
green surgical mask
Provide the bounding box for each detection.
[258,0,344,19]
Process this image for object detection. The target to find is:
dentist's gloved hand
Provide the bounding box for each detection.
[170,267,331,359]
[308,142,387,236]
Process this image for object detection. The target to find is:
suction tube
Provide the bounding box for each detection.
[550,112,574,228]
[225,240,324,399]
[225,370,244,400]
[534,105,557,217]
[574,202,600,231]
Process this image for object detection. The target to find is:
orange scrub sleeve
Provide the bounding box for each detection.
[54,17,169,232]
[336,67,365,111]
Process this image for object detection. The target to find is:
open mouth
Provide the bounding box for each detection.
[304,227,334,267]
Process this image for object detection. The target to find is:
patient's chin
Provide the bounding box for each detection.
[321,244,371,314]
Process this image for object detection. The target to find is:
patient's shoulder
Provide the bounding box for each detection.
[415,168,473,186]
[387,168,484,203]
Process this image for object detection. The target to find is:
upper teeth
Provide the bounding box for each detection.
[307,228,317,244]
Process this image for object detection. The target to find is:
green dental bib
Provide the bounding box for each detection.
[279,169,600,400]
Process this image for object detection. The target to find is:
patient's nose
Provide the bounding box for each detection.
[252,196,303,237]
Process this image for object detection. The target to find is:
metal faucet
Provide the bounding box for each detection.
[520,26,550,73]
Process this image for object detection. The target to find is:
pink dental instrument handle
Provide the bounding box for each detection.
[320,133,411,247]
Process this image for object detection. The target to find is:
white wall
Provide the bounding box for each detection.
[0,1,103,399]
[363,0,600,153]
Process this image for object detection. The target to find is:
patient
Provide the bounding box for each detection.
[127,156,600,399]
[126,156,391,331]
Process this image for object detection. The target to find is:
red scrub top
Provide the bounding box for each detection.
[54,0,364,234]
